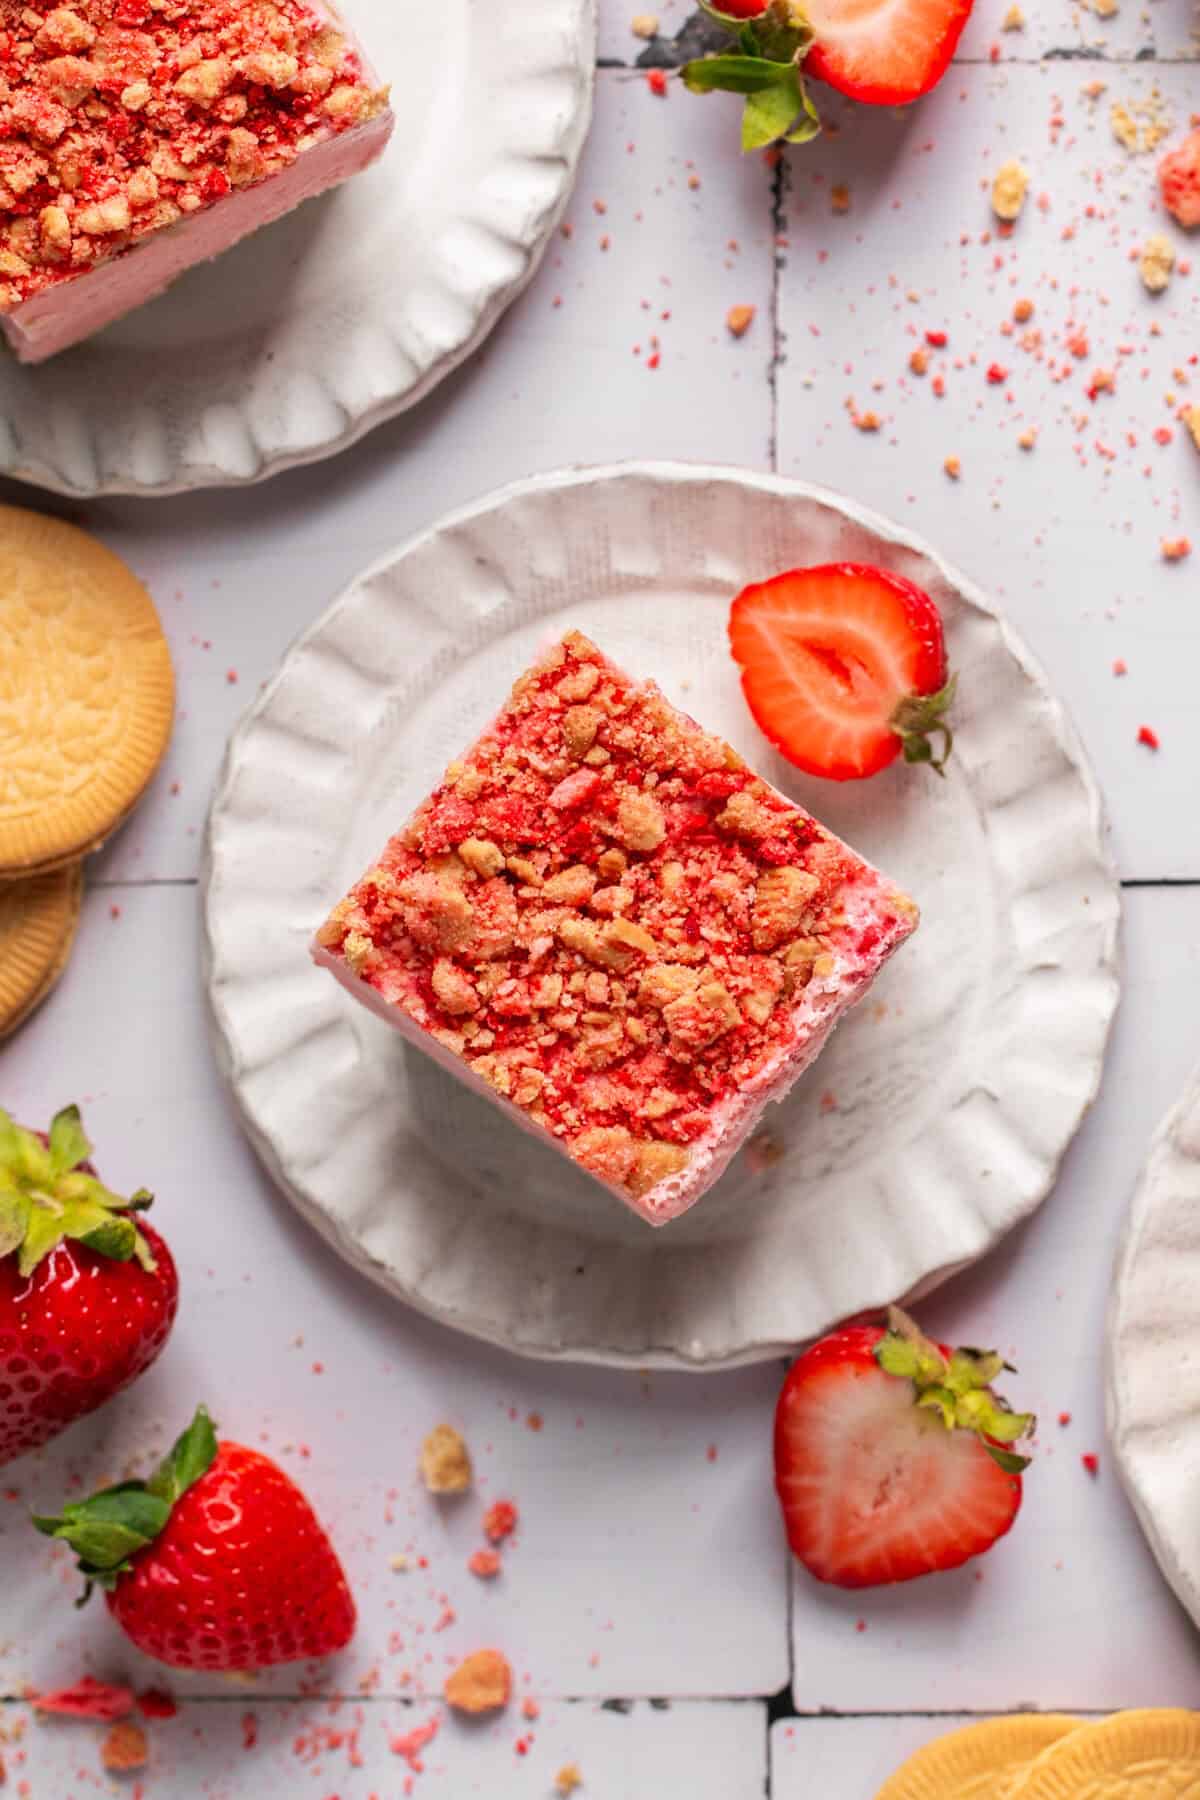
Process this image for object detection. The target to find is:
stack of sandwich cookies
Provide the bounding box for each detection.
[0,505,174,1035]
[876,1710,1200,1799]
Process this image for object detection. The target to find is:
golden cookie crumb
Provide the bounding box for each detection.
[726,303,755,338]
[420,1424,472,1494]
[1139,234,1175,293]
[556,1765,584,1796]
[101,1722,148,1774]
[991,159,1029,222]
[444,1649,511,1714]
[631,12,659,35]
[944,455,961,480]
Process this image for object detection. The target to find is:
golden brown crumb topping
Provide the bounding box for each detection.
[0,0,387,308]
[318,633,912,1200]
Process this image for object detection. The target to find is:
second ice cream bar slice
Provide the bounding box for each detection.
[314,632,918,1225]
[0,0,393,363]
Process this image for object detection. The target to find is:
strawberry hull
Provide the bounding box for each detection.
[314,631,918,1226]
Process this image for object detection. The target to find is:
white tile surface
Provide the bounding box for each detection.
[775,66,1200,880]
[0,1697,766,1798]
[3,0,1200,1791]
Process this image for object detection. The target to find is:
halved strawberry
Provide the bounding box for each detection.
[728,562,954,781]
[774,1310,1033,1588]
[803,0,974,106]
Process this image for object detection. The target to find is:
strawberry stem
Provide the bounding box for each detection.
[0,1107,157,1278]
[683,0,821,148]
[874,1307,1035,1469]
[33,1407,219,1600]
[889,674,957,776]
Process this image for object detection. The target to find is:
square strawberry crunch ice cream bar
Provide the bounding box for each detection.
[0,0,392,362]
[314,633,918,1226]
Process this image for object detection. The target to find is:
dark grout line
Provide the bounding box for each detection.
[768,138,787,476]
[0,1692,1123,1713]
[595,53,1200,70]
[90,877,198,889]
[1122,878,1200,889]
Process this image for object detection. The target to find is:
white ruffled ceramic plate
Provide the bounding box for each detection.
[0,0,594,496]
[1108,1068,1200,1626]
[203,462,1120,1368]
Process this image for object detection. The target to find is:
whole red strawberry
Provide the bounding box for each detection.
[35,1407,357,1671]
[774,1309,1034,1588]
[0,1107,178,1467]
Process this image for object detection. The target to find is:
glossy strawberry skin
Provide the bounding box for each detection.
[107,1441,357,1670]
[0,1218,178,1468]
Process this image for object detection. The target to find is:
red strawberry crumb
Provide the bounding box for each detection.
[110,904,121,920]
[987,363,1008,384]
[1137,726,1160,750]
[34,1680,134,1721]
[242,1714,258,1751]
[1081,1453,1100,1476]
[226,669,238,684]
[647,69,667,95]
[390,1716,439,1771]
[855,1618,867,1632]
[137,1690,177,1720]
[1112,661,1127,678]
[468,1549,502,1579]
[515,1734,533,1755]
[1153,427,1174,446]
[726,304,756,338]
[1162,538,1192,561]
[483,1500,519,1544]
[646,352,660,370]
[932,374,946,397]
[527,1412,543,1432]
[522,1698,540,1721]
[1058,1412,1072,1426]
[101,1722,147,1774]
[706,1444,718,1462]
[925,329,948,347]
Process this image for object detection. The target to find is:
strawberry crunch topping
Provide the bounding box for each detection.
[0,0,387,308]
[317,633,915,1203]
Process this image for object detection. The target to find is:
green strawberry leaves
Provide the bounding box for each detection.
[875,1308,1036,1473]
[146,1406,219,1507]
[684,0,821,149]
[0,1106,157,1278]
[33,1407,219,1599]
[890,675,958,776]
